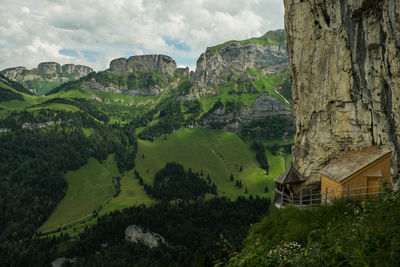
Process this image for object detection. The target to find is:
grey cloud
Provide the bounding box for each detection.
[0,0,284,71]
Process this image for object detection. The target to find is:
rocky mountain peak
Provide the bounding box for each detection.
[109,54,177,77]
[37,62,62,74]
[1,62,93,95]
[193,30,289,89]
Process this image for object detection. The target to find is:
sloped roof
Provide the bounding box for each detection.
[319,146,391,183]
[274,164,305,184]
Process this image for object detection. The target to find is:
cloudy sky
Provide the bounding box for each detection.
[0,0,284,71]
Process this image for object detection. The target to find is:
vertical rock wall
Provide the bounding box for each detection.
[284,0,400,184]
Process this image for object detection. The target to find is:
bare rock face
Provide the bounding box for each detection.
[199,92,293,132]
[61,64,93,78]
[193,30,288,89]
[284,0,400,184]
[1,66,26,80]
[110,55,177,77]
[2,62,93,95]
[37,62,62,74]
[82,77,163,96]
[125,225,165,248]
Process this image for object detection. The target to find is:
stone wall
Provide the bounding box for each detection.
[284,0,400,184]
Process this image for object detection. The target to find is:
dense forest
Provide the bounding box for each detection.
[0,108,137,242]
[1,197,270,266]
[144,162,217,201]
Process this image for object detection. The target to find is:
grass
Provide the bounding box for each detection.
[196,71,291,119]
[207,30,286,52]
[27,103,81,112]
[39,155,119,232]
[229,191,400,266]
[246,69,291,108]
[101,169,154,213]
[136,128,283,198]
[38,154,153,233]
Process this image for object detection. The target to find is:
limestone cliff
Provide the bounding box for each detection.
[193,30,288,89]
[199,92,292,133]
[189,30,293,136]
[2,62,93,95]
[109,55,177,77]
[284,0,400,184]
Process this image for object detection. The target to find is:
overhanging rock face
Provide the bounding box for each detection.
[284,0,400,184]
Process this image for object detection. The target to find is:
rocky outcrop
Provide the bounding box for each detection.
[125,225,165,248]
[82,77,163,96]
[61,64,93,77]
[284,0,400,184]
[110,55,177,77]
[2,62,93,95]
[1,66,27,80]
[193,30,288,89]
[36,62,93,77]
[199,92,293,132]
[38,62,62,74]
[51,257,77,267]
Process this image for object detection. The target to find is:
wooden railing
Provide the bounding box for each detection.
[275,184,391,208]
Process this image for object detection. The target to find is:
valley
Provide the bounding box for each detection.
[2,0,399,265]
[0,29,294,265]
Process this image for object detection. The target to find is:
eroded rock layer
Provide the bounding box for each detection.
[194,30,289,89]
[109,55,177,77]
[284,0,400,184]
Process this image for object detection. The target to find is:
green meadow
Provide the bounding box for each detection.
[135,128,283,198]
[39,128,288,234]
[39,155,119,232]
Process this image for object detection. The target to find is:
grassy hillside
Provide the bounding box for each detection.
[136,128,283,198]
[229,191,400,266]
[208,30,286,52]
[39,128,288,235]
[39,153,153,233]
[39,155,119,232]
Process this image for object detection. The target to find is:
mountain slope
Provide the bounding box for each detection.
[1,62,93,95]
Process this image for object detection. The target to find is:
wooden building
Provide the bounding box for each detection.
[274,164,305,206]
[319,146,391,200]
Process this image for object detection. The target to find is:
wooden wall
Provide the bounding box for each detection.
[321,153,391,200]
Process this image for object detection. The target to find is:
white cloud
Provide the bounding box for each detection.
[0,0,284,71]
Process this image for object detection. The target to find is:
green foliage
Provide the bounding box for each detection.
[229,191,400,266]
[0,87,24,102]
[246,69,291,108]
[26,79,65,96]
[0,109,137,241]
[252,141,269,174]
[239,30,287,47]
[138,101,185,141]
[241,116,295,141]
[36,97,110,122]
[183,99,202,114]
[144,162,217,201]
[136,128,275,199]
[178,79,194,94]
[199,100,224,125]
[279,74,292,102]
[2,197,271,266]
[39,155,119,232]
[0,73,33,95]
[207,30,286,52]
[127,71,167,89]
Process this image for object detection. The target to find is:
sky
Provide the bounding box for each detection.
[0,0,284,71]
